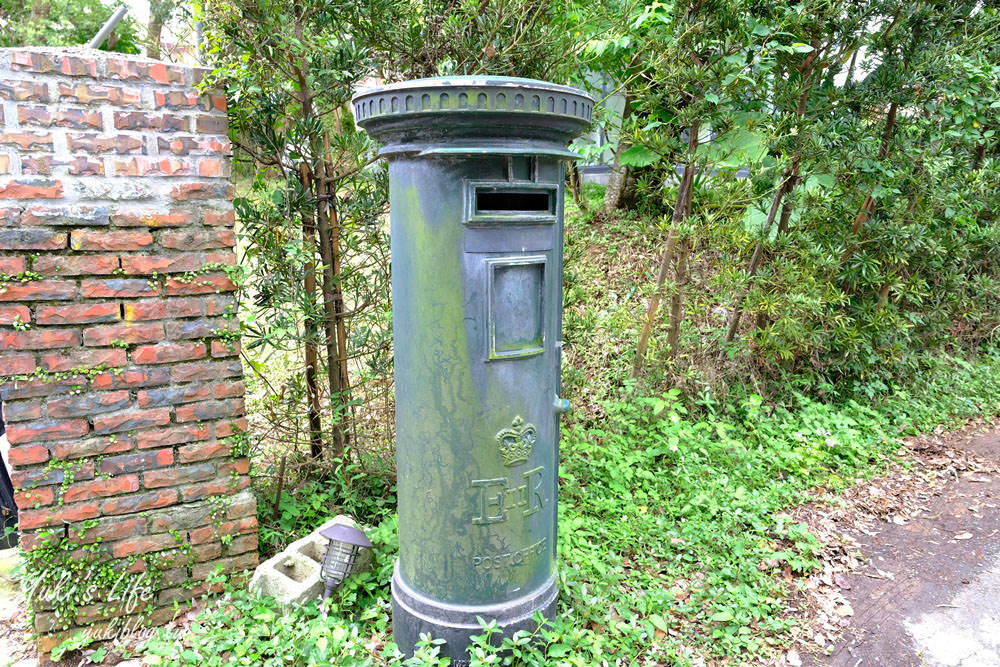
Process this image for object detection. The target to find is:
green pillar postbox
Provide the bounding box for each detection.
[352,77,593,664]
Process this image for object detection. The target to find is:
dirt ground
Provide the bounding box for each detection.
[780,418,1000,667]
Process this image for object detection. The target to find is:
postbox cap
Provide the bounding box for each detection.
[352,76,594,158]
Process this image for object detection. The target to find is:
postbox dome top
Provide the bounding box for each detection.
[352,76,594,158]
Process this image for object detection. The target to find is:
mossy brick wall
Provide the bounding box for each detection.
[0,48,257,652]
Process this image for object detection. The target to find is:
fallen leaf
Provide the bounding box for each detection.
[954,532,973,540]
[787,649,802,666]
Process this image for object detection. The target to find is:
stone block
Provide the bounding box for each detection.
[249,516,373,608]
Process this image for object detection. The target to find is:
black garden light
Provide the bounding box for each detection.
[319,523,373,599]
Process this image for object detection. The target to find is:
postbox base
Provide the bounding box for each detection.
[391,562,558,666]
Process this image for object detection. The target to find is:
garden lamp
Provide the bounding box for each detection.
[319,523,373,600]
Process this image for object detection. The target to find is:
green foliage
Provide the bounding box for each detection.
[136,351,1000,665]
[255,451,397,557]
[0,0,140,51]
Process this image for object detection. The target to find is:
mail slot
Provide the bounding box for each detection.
[353,77,592,664]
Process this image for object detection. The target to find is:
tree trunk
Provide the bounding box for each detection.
[723,163,801,345]
[568,163,586,211]
[667,238,691,361]
[313,160,347,459]
[147,16,164,60]
[603,92,633,214]
[632,120,699,377]
[298,164,324,460]
[839,101,898,267]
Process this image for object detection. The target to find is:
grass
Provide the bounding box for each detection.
[136,347,1000,666]
[131,183,1000,666]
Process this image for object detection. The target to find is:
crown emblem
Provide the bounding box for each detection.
[496,416,536,467]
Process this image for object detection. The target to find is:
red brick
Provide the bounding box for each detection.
[160,229,235,250]
[0,279,75,300]
[63,475,139,504]
[103,489,177,515]
[18,106,102,129]
[190,542,223,562]
[0,207,17,226]
[138,383,211,408]
[93,408,171,434]
[10,462,72,488]
[131,342,205,365]
[111,209,194,227]
[201,94,227,112]
[81,278,159,298]
[0,328,79,350]
[191,552,258,580]
[70,230,153,251]
[3,377,88,400]
[36,303,119,325]
[181,477,239,502]
[50,435,135,460]
[67,157,105,175]
[66,133,145,154]
[48,391,130,418]
[11,53,97,76]
[113,157,192,177]
[58,83,141,106]
[0,305,30,325]
[177,440,228,462]
[195,115,227,134]
[165,273,235,295]
[204,294,236,316]
[219,458,251,476]
[0,80,48,102]
[7,444,49,465]
[0,228,66,249]
[211,340,240,357]
[197,159,229,178]
[157,136,229,156]
[39,348,127,372]
[139,424,210,450]
[106,59,185,85]
[213,381,246,399]
[15,486,56,508]
[33,254,118,276]
[18,501,99,530]
[188,518,254,545]
[215,418,248,438]
[20,204,109,226]
[112,534,178,558]
[170,360,242,383]
[3,400,42,422]
[0,257,26,274]
[0,353,35,376]
[175,399,243,423]
[120,254,201,274]
[170,182,234,201]
[114,111,187,132]
[99,449,173,474]
[154,90,200,108]
[203,209,235,226]
[124,298,202,321]
[225,534,258,556]
[165,318,232,340]
[0,132,53,150]
[91,367,169,390]
[6,419,88,444]
[82,322,164,346]
[144,462,216,488]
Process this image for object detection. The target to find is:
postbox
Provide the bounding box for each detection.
[352,77,593,664]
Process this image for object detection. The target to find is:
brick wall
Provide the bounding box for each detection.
[0,47,257,652]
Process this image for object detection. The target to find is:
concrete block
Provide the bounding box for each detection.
[249,515,372,608]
